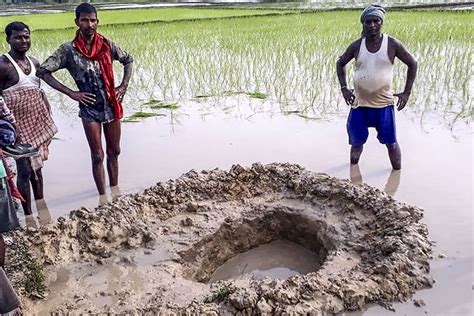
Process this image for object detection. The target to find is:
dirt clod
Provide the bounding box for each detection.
[414,299,426,307]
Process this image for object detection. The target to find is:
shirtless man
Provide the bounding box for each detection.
[336,4,417,170]
[0,21,57,215]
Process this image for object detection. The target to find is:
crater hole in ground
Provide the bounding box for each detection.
[180,209,336,283]
[209,239,322,282]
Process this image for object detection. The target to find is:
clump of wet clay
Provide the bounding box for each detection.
[3,232,46,299]
[10,163,432,314]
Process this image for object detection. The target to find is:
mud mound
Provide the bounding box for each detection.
[3,232,46,298]
[15,163,432,314]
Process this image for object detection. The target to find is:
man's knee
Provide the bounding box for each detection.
[90,151,105,165]
[386,143,401,170]
[16,158,32,179]
[350,145,364,164]
[106,146,121,158]
[386,142,400,151]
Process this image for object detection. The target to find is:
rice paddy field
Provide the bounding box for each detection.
[0,5,473,315]
[0,7,472,128]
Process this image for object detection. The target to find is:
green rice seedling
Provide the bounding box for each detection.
[123,111,163,123]
[247,91,268,99]
[121,118,141,123]
[203,285,235,304]
[149,102,180,110]
[2,8,470,128]
[0,8,289,31]
[130,111,161,118]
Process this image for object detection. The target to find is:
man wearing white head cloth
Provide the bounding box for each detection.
[336,4,417,170]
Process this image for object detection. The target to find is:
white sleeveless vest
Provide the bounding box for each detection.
[3,53,39,92]
[353,34,394,108]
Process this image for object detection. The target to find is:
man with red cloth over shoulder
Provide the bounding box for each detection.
[37,3,133,196]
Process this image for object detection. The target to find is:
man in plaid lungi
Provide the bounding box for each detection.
[0,21,58,215]
[37,3,133,196]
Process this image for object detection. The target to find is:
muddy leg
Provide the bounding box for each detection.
[82,119,106,195]
[384,170,401,196]
[386,143,401,170]
[36,199,52,226]
[15,158,32,215]
[30,168,44,200]
[350,145,364,165]
[103,119,121,187]
[350,164,363,185]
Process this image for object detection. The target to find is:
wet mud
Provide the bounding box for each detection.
[8,163,432,314]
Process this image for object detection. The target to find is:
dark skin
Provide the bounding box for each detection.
[336,16,418,170]
[39,12,133,194]
[0,29,44,215]
[0,234,5,268]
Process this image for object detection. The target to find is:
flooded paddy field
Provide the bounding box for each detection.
[1,0,473,17]
[0,6,472,315]
[14,98,468,315]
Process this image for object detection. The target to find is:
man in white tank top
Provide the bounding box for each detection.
[336,4,418,170]
[0,22,57,217]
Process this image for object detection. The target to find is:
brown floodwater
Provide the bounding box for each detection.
[21,94,472,315]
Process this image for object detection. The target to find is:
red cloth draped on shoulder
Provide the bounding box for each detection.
[73,31,123,119]
[0,151,25,202]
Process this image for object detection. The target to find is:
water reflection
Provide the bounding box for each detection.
[110,185,122,201]
[23,199,53,228]
[98,194,109,207]
[24,214,38,230]
[350,164,364,185]
[36,199,52,226]
[383,170,401,196]
[350,165,401,196]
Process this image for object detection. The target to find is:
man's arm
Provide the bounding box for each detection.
[36,46,95,106]
[110,41,133,102]
[115,62,133,103]
[30,57,40,71]
[336,41,358,106]
[0,95,16,124]
[37,72,95,106]
[393,39,418,111]
[0,62,16,124]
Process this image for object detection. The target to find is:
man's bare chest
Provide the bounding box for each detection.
[361,40,396,63]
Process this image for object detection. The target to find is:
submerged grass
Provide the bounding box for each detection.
[146,100,180,110]
[1,9,471,127]
[248,91,268,99]
[123,111,164,123]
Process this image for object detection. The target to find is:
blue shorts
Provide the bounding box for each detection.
[347,105,397,145]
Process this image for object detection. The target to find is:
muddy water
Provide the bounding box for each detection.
[209,239,322,282]
[24,94,472,315]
